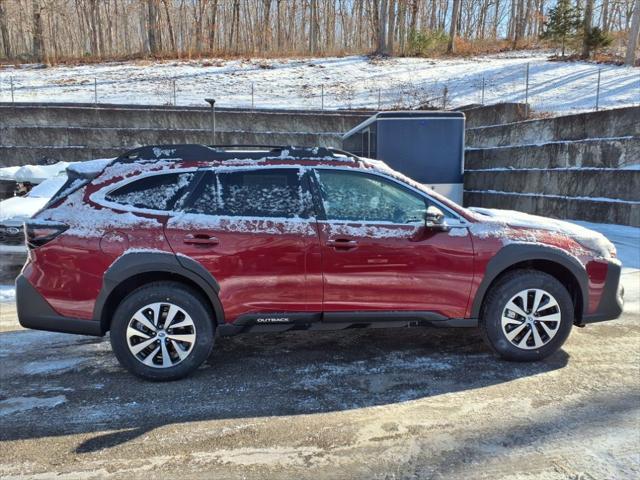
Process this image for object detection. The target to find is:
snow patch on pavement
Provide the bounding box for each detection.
[22,357,87,376]
[0,285,16,303]
[0,395,66,417]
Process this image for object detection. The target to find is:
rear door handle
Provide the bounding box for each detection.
[183,233,219,246]
[326,238,358,250]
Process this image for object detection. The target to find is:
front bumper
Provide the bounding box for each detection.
[16,275,103,336]
[579,260,624,325]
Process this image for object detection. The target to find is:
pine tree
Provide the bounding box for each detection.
[584,27,612,57]
[541,0,582,57]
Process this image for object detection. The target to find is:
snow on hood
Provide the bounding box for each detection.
[0,196,49,222]
[0,176,67,222]
[469,207,617,260]
[0,162,72,184]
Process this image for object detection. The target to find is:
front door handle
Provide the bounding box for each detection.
[183,233,219,246]
[326,238,358,250]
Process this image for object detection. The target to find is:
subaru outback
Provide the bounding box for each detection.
[16,145,624,380]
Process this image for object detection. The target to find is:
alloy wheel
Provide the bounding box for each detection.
[501,288,562,350]
[126,302,196,368]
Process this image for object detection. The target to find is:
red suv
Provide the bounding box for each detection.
[16,145,623,380]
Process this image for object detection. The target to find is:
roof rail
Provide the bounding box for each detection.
[116,144,361,164]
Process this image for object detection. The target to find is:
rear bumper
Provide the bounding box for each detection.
[16,275,104,336]
[579,260,624,326]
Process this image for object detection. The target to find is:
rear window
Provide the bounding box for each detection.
[105,172,194,211]
[186,169,310,218]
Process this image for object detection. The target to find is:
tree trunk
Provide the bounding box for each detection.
[386,0,396,54]
[0,0,11,58]
[162,0,176,52]
[147,0,159,54]
[602,0,610,32]
[448,0,461,53]
[408,0,418,34]
[626,0,640,66]
[377,0,388,54]
[31,0,45,61]
[581,0,594,58]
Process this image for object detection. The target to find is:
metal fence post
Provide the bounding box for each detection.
[173,79,177,106]
[10,76,14,103]
[524,63,530,118]
[251,82,254,110]
[94,78,98,105]
[321,84,324,111]
[442,85,448,109]
[205,98,216,146]
[481,76,485,105]
[595,68,602,111]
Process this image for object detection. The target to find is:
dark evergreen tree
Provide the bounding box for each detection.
[541,0,582,57]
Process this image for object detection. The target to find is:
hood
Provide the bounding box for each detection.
[469,207,617,260]
[0,196,49,223]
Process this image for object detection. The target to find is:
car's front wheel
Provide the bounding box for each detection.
[110,281,215,380]
[480,270,574,361]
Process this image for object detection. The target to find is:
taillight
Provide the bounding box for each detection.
[24,221,69,249]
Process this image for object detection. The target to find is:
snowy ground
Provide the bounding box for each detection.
[1,51,638,114]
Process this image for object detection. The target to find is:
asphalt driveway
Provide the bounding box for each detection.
[0,269,638,479]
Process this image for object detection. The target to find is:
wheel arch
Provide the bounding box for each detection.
[471,244,588,323]
[93,252,225,333]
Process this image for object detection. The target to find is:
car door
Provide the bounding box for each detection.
[312,168,474,320]
[164,167,323,323]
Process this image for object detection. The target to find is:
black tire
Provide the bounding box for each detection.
[110,281,215,381]
[480,269,574,361]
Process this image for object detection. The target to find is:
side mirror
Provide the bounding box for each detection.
[424,206,449,230]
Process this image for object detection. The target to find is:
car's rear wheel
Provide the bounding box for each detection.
[110,281,214,380]
[480,270,574,361]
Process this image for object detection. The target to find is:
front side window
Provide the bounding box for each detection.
[186,169,310,219]
[105,172,194,211]
[315,170,427,223]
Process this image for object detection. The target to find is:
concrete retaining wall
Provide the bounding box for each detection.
[463,106,640,226]
[464,190,639,227]
[465,137,640,170]
[0,125,342,149]
[465,170,640,202]
[466,106,640,148]
[0,102,535,166]
[460,103,528,128]
[0,104,369,133]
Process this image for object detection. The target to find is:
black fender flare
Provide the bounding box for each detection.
[470,243,589,319]
[93,251,225,330]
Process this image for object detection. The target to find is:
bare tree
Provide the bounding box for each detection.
[377,0,388,54]
[626,0,640,65]
[386,0,396,55]
[0,0,636,63]
[147,0,160,55]
[0,0,11,58]
[31,0,44,61]
[448,0,461,53]
[581,0,595,58]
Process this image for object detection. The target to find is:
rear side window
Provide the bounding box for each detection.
[186,169,310,218]
[105,172,194,211]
